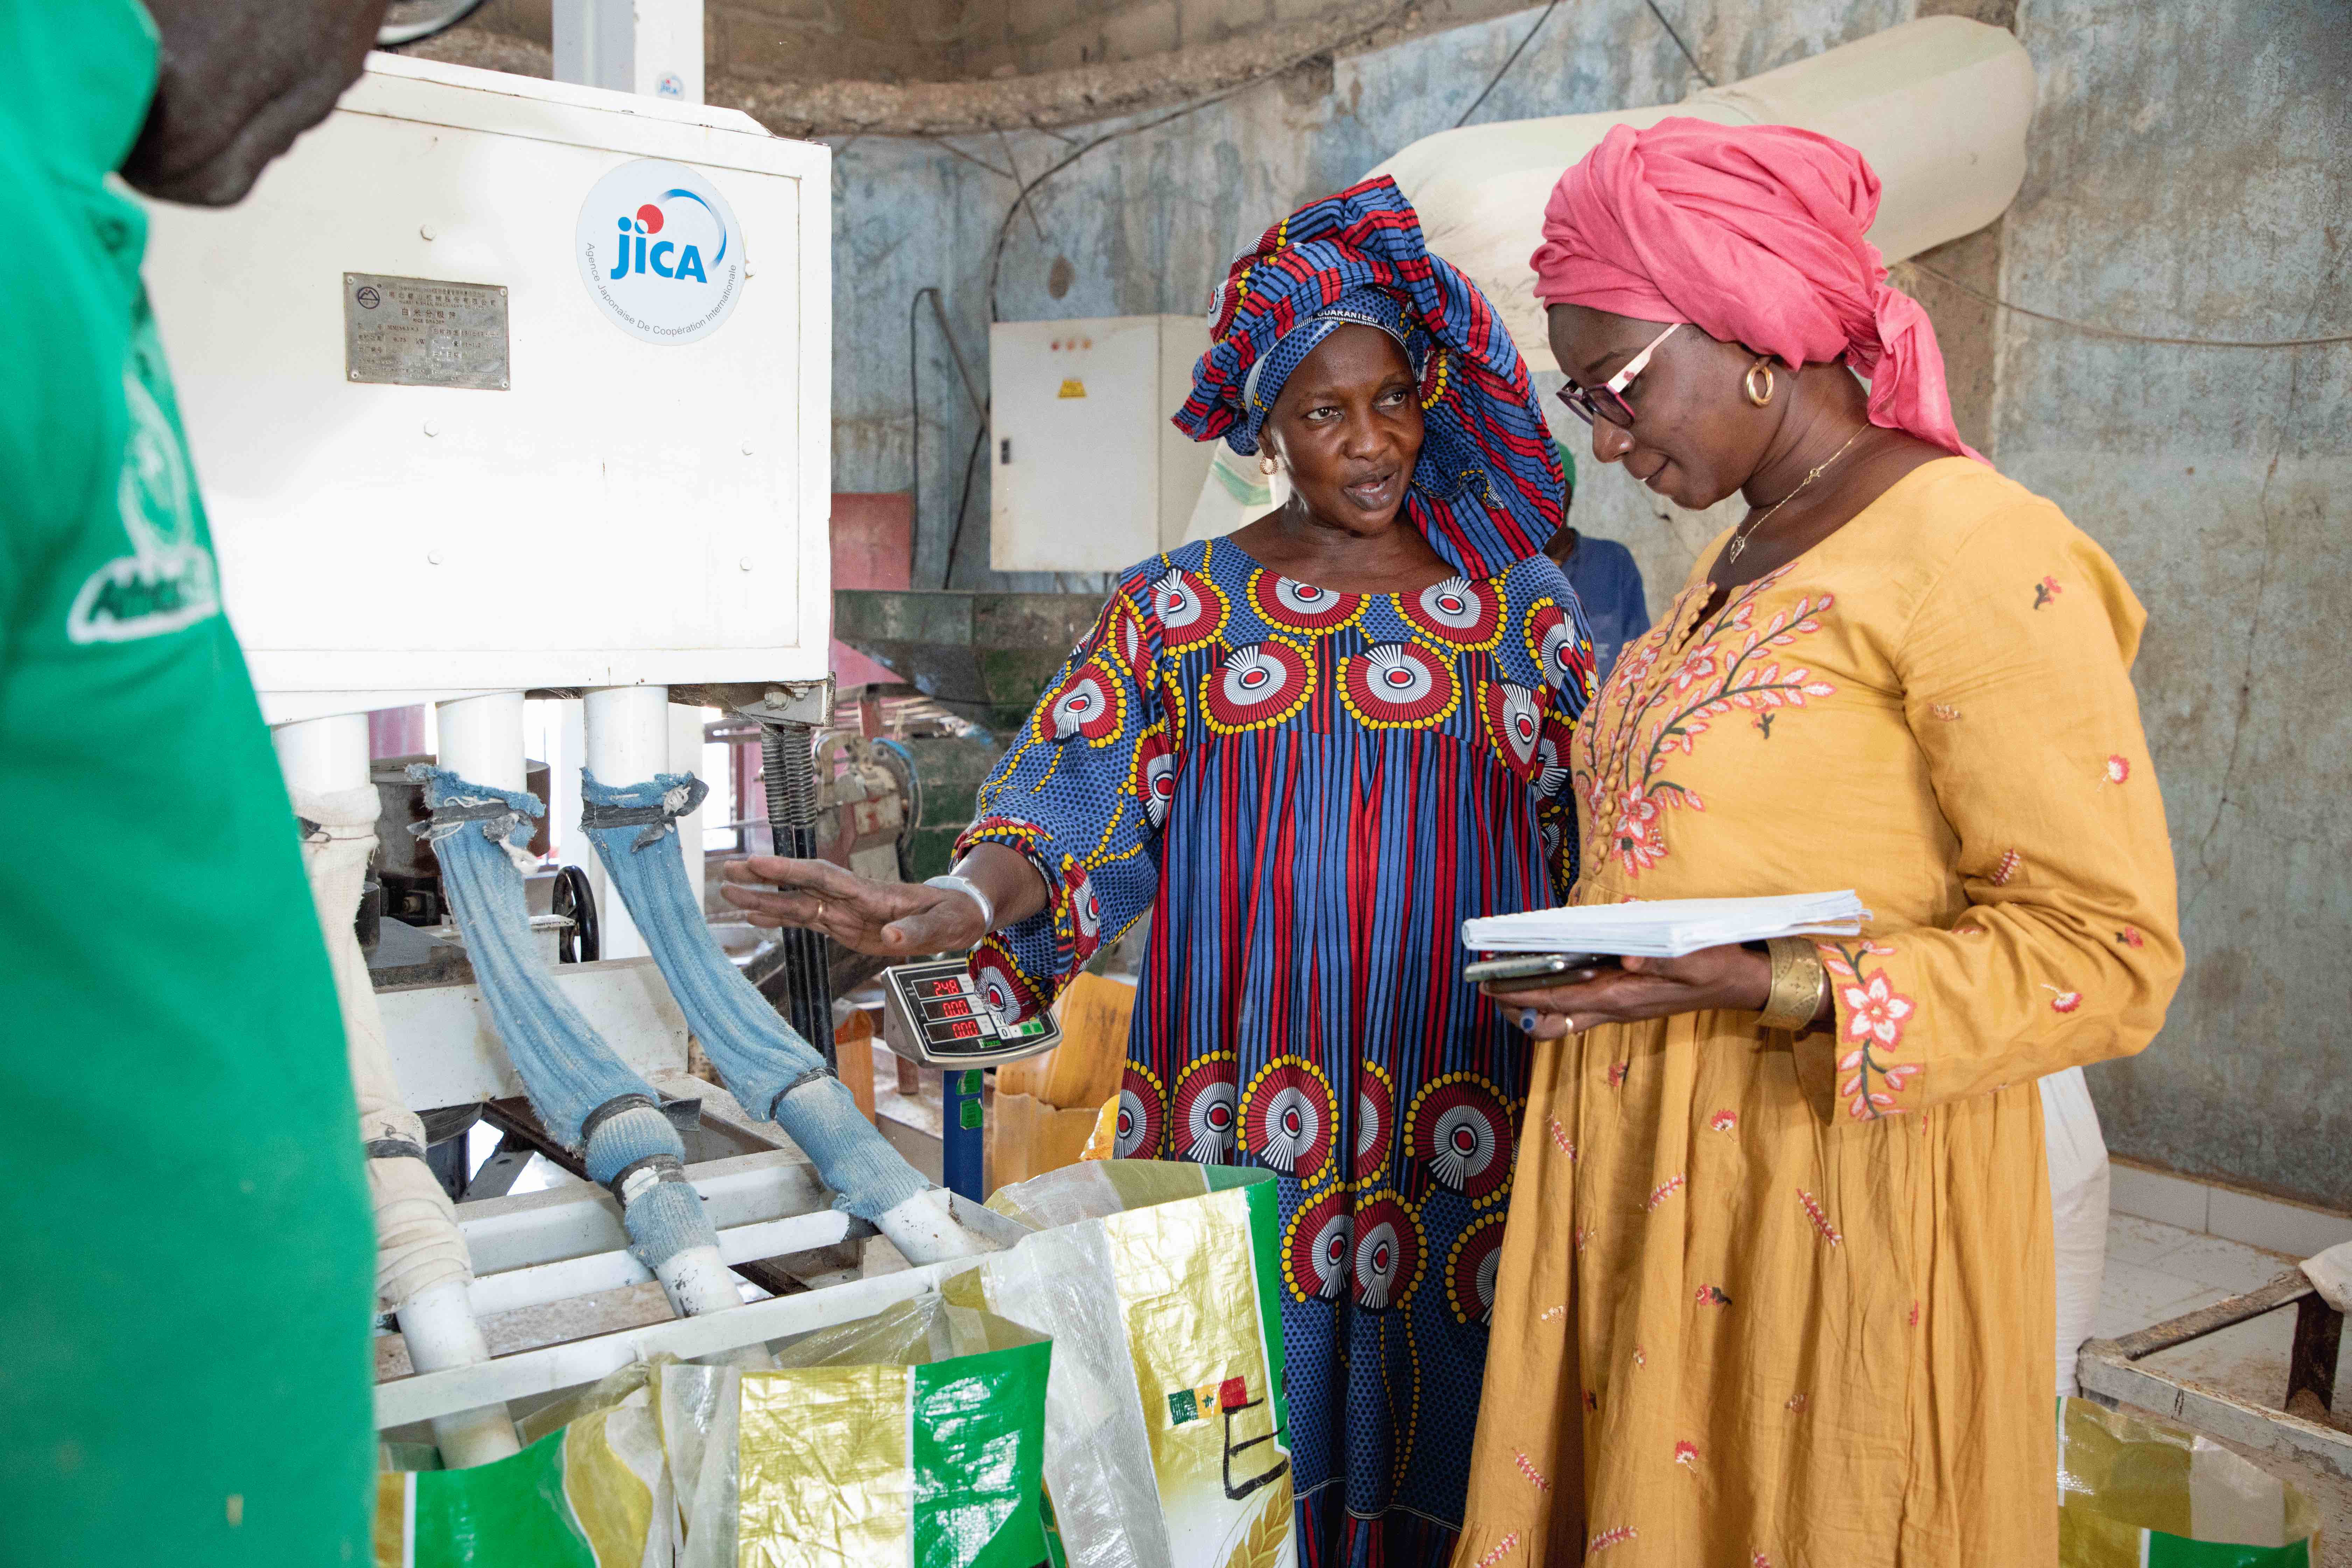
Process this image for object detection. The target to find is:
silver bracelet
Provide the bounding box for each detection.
[924,873,996,934]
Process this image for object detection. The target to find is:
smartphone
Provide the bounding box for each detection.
[1462,952,1609,992]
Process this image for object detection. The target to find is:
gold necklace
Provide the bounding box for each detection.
[1725,426,1868,565]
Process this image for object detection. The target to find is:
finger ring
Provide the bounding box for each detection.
[817,901,826,924]
[1518,1009,1540,1032]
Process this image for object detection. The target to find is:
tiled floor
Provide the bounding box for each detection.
[2094,1212,2351,1561]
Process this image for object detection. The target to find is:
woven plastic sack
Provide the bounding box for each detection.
[373,1362,673,1567]
[2043,1066,2113,1396]
[663,1296,1056,1568]
[2058,1397,2323,1566]
[947,1160,1294,1568]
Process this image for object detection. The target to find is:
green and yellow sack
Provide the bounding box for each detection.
[664,1298,1056,1568]
[950,1160,1294,1568]
[374,1365,671,1568]
[2058,1396,2323,1567]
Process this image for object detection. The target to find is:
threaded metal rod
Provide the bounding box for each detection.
[759,719,836,1070]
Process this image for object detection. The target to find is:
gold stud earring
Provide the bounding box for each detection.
[1744,359,1776,407]
[1259,454,1279,475]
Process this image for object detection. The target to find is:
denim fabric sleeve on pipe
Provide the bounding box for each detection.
[581,770,930,1223]
[415,768,720,1273]
[581,1104,713,1272]
[415,767,655,1145]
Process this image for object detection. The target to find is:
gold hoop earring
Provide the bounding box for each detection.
[1259,454,1279,475]
[1744,359,1776,407]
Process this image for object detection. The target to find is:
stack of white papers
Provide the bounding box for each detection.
[1462,892,1871,959]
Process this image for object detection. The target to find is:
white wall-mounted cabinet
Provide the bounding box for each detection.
[988,314,1213,574]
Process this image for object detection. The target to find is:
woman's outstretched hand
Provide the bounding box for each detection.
[720,857,987,958]
[1481,945,1775,1039]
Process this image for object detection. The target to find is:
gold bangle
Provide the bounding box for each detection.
[1757,936,1827,1032]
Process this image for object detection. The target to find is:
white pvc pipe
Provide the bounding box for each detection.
[583,685,671,783]
[272,713,520,1466]
[272,711,369,797]
[398,1278,522,1466]
[655,1242,748,1318]
[578,686,770,1359]
[876,1188,993,1265]
[579,688,672,960]
[436,692,527,790]
[657,1243,774,1367]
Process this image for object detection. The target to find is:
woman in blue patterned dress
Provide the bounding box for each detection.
[723,178,1591,1564]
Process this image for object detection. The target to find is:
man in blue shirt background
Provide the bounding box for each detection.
[1542,447,1651,687]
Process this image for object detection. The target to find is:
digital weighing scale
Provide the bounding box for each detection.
[877,958,1063,1200]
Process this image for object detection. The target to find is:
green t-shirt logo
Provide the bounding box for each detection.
[66,348,221,644]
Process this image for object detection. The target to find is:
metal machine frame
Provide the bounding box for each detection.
[2078,1270,2350,1481]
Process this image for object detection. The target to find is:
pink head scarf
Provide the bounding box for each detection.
[1532,117,1984,463]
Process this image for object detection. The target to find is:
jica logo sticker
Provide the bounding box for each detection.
[574,159,744,345]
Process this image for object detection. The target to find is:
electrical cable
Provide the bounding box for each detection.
[1907,262,2352,349]
[997,129,1048,240]
[1455,0,1563,128]
[927,293,988,415]
[980,0,1419,321]
[908,288,929,579]
[939,418,989,589]
[909,286,990,589]
[918,135,1018,182]
[1643,0,1714,87]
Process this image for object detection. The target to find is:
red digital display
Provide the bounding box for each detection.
[946,1020,982,1040]
[931,997,973,1019]
[924,978,965,998]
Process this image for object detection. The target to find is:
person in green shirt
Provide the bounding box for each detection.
[0,1,391,1562]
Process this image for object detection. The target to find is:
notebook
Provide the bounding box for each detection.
[1461,892,1871,959]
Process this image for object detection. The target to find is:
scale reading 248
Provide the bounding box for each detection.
[879,959,1062,1068]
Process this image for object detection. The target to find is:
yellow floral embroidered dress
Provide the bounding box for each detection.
[1452,459,2183,1567]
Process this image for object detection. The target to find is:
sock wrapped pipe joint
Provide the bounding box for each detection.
[290,782,476,1311]
[412,767,721,1279]
[580,770,930,1224]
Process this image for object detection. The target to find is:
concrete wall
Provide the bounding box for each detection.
[834,0,1895,590]
[953,0,1542,77]
[1993,0,2351,1210]
[451,0,1540,86]
[830,0,2352,1205]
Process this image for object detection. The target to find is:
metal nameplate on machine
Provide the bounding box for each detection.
[343,272,511,390]
[879,959,1060,1068]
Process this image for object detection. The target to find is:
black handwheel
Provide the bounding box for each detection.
[377,0,491,47]
[552,864,600,964]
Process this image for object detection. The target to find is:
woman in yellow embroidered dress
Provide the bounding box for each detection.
[1449,121,2183,1567]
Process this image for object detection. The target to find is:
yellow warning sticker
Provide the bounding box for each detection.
[1058,378,1086,399]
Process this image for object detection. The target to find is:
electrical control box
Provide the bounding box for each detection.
[988,314,1216,574]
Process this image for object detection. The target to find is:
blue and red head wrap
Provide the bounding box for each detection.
[1173,176,1567,579]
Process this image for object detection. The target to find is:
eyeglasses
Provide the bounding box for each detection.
[1555,322,1681,428]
